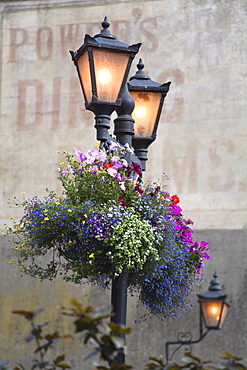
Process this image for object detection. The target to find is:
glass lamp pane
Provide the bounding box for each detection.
[201,301,224,328]
[93,49,129,103]
[130,91,162,137]
[77,50,92,104]
[218,303,229,329]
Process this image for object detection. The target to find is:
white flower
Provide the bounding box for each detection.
[119,182,126,191]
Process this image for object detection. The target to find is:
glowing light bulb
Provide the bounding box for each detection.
[212,307,217,314]
[135,106,147,119]
[97,68,112,84]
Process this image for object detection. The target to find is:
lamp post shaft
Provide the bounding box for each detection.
[111,272,128,364]
[110,84,136,365]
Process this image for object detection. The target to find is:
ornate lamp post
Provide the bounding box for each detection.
[165,272,230,363]
[70,17,171,364]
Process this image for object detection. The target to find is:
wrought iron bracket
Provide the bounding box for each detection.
[165,307,209,363]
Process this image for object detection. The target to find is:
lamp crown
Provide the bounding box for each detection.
[94,16,116,40]
[102,16,110,29]
[129,58,151,81]
[209,271,222,291]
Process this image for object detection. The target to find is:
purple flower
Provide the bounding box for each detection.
[74,147,87,162]
[116,173,124,182]
[88,165,98,173]
[124,143,133,153]
[201,251,210,260]
[107,167,118,177]
[110,156,121,164]
[109,142,120,151]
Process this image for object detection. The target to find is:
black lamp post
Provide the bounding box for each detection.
[128,58,171,171]
[70,17,171,365]
[165,272,230,363]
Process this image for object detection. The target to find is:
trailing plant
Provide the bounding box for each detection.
[4,142,210,318]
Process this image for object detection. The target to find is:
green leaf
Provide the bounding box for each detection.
[109,335,125,349]
[44,331,61,341]
[69,298,84,314]
[12,310,35,320]
[148,357,165,366]
[108,322,131,335]
[222,352,243,361]
[184,352,202,364]
[53,354,66,364]
[56,363,71,369]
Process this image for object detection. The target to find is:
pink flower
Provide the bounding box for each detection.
[200,241,210,251]
[170,204,182,215]
[133,163,141,175]
[135,182,144,195]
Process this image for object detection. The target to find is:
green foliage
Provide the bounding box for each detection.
[144,352,247,370]
[0,300,246,370]
[2,299,132,370]
[11,307,71,370]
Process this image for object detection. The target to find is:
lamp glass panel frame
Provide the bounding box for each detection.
[201,301,228,329]
[77,49,130,106]
[130,91,162,137]
[77,50,92,104]
[93,49,130,103]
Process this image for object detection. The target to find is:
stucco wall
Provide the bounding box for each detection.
[1,230,246,367]
[0,0,246,368]
[1,0,246,229]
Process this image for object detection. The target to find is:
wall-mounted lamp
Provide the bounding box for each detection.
[165,272,230,363]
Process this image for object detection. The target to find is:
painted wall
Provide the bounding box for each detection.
[0,0,246,367]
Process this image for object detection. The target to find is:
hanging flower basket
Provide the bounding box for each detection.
[5,142,210,318]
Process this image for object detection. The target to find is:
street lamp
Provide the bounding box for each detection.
[70,17,170,364]
[69,16,141,145]
[165,272,230,363]
[128,58,171,170]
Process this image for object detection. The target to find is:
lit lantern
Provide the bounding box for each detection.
[128,59,171,170]
[70,17,141,143]
[198,272,230,330]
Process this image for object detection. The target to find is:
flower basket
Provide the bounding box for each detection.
[5,142,210,318]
